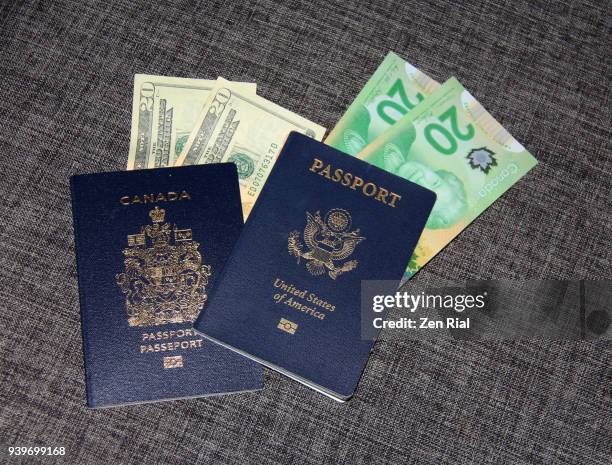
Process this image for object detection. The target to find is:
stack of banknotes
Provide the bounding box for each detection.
[127,52,537,280]
[127,75,325,218]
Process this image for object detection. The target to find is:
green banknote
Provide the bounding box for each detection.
[175,78,325,218]
[357,77,538,279]
[325,51,439,155]
[127,75,256,170]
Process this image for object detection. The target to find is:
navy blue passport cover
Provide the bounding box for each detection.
[70,164,263,408]
[195,132,436,401]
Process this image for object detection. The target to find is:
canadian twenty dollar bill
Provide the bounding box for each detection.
[127,75,257,170]
[175,78,326,218]
[357,77,538,280]
[325,51,439,155]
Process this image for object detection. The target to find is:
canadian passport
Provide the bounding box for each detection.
[194,132,436,401]
[70,164,262,408]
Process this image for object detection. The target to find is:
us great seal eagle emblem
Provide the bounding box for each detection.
[288,208,365,280]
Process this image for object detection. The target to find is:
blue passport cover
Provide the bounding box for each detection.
[70,164,263,408]
[195,132,436,400]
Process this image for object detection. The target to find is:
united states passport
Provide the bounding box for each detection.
[70,164,263,408]
[194,132,436,401]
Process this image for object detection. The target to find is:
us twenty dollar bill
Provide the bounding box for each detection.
[127,75,256,170]
[325,51,439,155]
[357,77,538,280]
[175,79,326,218]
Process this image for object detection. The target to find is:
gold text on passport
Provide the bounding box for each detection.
[309,158,401,207]
[119,190,192,205]
[273,278,336,311]
[272,277,339,321]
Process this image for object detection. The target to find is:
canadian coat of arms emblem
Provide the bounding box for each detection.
[116,206,212,327]
[288,208,365,280]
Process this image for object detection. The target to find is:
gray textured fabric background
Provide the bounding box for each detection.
[0,0,610,464]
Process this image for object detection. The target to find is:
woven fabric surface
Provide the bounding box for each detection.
[0,0,610,464]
